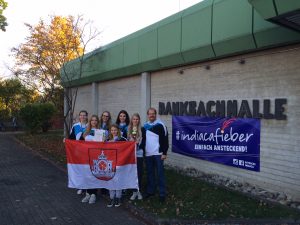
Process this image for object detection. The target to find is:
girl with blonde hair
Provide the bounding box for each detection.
[127,113,144,200]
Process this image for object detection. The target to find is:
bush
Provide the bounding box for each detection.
[19,103,56,133]
[0,108,11,121]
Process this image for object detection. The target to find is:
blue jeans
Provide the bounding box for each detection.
[145,155,166,197]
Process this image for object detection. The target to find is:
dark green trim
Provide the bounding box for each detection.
[62,0,300,87]
[248,0,300,21]
[248,0,277,19]
[275,0,300,15]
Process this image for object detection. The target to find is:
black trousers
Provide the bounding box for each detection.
[87,189,97,195]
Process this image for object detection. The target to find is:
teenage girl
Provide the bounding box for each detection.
[69,110,88,195]
[69,110,88,141]
[127,113,143,200]
[80,115,100,204]
[115,110,130,139]
[99,111,112,141]
[106,124,127,207]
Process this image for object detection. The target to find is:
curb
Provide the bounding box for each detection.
[124,200,159,225]
[151,219,300,225]
[11,134,300,225]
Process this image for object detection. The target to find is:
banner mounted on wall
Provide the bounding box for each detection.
[172,116,260,172]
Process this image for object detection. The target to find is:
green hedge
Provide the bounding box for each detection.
[19,103,56,133]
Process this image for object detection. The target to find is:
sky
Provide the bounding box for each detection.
[0,0,202,78]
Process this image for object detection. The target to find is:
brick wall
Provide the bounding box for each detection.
[73,84,93,121]
[151,46,300,200]
[97,76,141,121]
[72,46,300,201]
[74,76,141,124]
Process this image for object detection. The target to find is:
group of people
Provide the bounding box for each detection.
[68,107,169,207]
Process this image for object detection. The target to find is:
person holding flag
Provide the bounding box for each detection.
[68,110,88,195]
[80,115,100,204]
[65,116,139,206]
[69,110,88,141]
[106,124,127,207]
[128,113,144,201]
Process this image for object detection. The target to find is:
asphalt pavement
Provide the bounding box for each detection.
[0,133,147,225]
[1,132,299,225]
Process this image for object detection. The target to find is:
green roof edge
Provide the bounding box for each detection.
[61,0,300,87]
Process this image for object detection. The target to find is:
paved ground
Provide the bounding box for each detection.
[1,132,299,225]
[0,133,148,225]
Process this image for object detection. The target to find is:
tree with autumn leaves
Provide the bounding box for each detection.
[0,0,8,32]
[12,15,82,112]
[11,15,100,134]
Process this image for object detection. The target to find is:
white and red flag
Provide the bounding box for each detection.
[65,139,138,190]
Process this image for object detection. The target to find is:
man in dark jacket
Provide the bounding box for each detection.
[141,107,168,202]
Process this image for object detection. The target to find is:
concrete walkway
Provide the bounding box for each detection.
[0,133,147,225]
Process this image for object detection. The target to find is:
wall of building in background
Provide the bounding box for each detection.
[151,45,300,200]
[72,45,300,201]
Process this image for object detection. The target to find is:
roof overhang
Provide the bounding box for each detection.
[248,0,300,32]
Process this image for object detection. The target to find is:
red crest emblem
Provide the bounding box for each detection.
[88,148,117,181]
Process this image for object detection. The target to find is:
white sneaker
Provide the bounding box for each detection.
[130,192,137,200]
[137,191,143,200]
[107,199,114,207]
[81,193,90,203]
[77,189,83,195]
[89,194,96,204]
[114,198,121,207]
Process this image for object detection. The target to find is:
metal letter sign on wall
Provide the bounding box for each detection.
[172,116,261,172]
[160,99,287,120]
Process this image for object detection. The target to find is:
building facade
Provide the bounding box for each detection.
[62,0,300,201]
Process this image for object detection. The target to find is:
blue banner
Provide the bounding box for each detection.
[172,116,260,172]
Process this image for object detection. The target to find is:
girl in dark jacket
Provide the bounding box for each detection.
[106,124,127,207]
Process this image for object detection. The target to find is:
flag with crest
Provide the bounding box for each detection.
[65,139,138,190]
